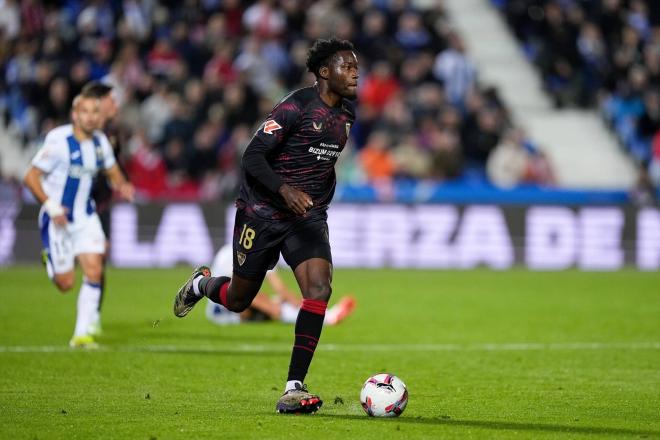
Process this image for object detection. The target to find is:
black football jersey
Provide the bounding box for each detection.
[238,85,355,219]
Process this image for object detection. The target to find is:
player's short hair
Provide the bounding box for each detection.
[81,81,113,98]
[72,94,99,110]
[72,95,82,109]
[306,37,355,78]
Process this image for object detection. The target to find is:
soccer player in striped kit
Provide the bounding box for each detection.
[23,92,134,348]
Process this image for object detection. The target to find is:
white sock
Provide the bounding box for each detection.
[280,302,299,324]
[192,276,203,296]
[90,309,100,327]
[285,380,302,392]
[73,280,101,337]
[324,304,339,325]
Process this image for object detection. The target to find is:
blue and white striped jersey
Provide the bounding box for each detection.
[32,124,116,223]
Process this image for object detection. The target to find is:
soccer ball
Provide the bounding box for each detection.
[360,373,408,417]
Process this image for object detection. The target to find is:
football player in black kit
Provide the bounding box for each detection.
[83,81,121,336]
[173,37,358,414]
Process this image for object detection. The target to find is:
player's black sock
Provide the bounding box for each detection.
[98,266,105,312]
[198,276,231,306]
[287,299,327,382]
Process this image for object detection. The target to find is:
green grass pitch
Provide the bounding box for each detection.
[1,266,659,439]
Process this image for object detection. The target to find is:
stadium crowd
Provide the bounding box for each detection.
[0,0,557,201]
[496,0,660,195]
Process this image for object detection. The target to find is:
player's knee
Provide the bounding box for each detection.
[305,281,332,302]
[83,266,103,283]
[54,281,73,292]
[54,276,74,292]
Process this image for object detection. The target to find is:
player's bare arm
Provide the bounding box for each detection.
[278,183,313,215]
[105,164,135,202]
[242,147,314,216]
[23,166,68,227]
[241,131,314,216]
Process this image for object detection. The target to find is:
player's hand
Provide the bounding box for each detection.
[117,182,135,202]
[52,213,68,227]
[278,183,313,215]
[44,198,68,227]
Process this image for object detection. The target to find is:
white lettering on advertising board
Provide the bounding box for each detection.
[106,203,658,271]
[112,204,212,267]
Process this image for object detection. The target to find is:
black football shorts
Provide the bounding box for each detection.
[97,207,111,238]
[231,208,332,280]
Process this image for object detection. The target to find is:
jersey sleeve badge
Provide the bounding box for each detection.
[263,119,282,135]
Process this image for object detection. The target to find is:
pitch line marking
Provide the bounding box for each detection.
[1,341,659,354]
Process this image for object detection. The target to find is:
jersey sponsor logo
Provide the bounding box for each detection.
[308,146,340,161]
[70,151,81,160]
[236,251,246,266]
[68,165,84,178]
[263,119,282,135]
[312,121,323,131]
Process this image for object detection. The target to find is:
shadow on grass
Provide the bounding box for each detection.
[311,414,659,437]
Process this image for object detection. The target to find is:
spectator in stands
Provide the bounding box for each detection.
[392,134,431,180]
[359,130,396,182]
[409,83,444,121]
[638,89,660,142]
[487,128,555,188]
[222,81,259,129]
[233,36,281,97]
[41,77,71,129]
[140,80,173,144]
[242,0,286,39]
[374,93,414,140]
[355,9,394,63]
[187,120,220,181]
[540,3,584,107]
[24,63,52,125]
[204,43,239,86]
[124,130,168,200]
[462,107,503,165]
[576,21,608,106]
[649,136,660,189]
[360,60,401,114]
[631,88,660,163]
[433,32,476,108]
[162,93,195,146]
[119,0,151,41]
[427,125,462,180]
[395,11,431,52]
[147,36,181,78]
[69,59,93,97]
[0,0,20,40]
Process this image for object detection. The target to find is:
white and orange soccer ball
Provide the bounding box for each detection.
[360,373,408,417]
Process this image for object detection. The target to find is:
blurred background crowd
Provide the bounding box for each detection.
[0,0,658,201]
[496,0,660,190]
